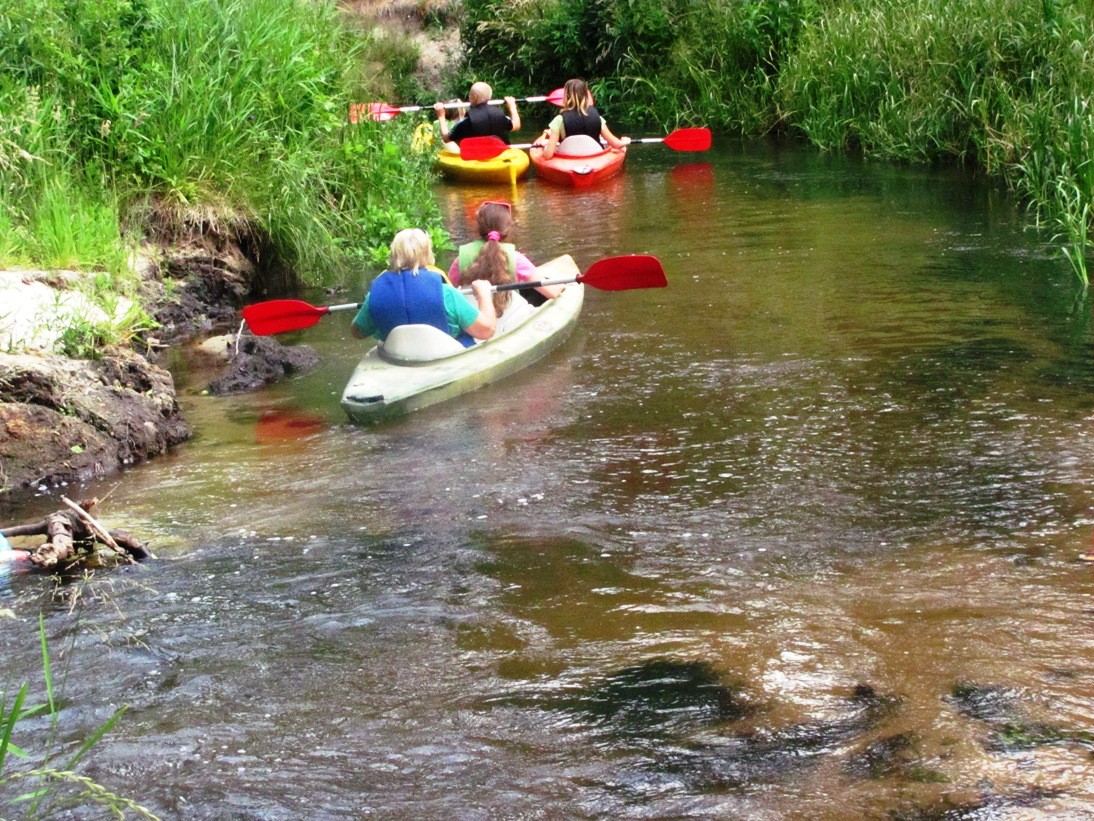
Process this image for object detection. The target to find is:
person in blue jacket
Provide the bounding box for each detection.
[352,229,496,347]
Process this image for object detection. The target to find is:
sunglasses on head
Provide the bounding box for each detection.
[482,200,512,213]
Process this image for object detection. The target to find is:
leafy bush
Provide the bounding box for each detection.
[459,0,1094,282]
[0,0,446,289]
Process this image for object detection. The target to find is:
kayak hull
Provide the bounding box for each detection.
[530,146,626,187]
[340,278,584,423]
[436,147,530,183]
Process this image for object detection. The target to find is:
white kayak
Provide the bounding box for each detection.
[340,255,585,423]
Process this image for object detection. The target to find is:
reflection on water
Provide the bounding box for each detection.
[2,141,1094,818]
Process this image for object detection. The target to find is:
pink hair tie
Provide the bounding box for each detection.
[486,230,502,242]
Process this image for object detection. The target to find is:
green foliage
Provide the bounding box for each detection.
[460,0,822,125]
[0,0,446,294]
[460,0,1094,283]
[26,177,130,275]
[780,0,1094,282]
[54,298,157,360]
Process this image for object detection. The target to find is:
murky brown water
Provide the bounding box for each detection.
[3,140,1094,819]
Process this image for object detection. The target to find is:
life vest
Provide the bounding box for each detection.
[369,268,472,347]
[411,122,435,154]
[561,107,603,140]
[463,104,512,143]
[458,241,517,279]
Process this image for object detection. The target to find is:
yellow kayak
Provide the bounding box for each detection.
[435,146,530,184]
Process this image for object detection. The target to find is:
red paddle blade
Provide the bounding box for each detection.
[579,255,667,291]
[367,103,400,122]
[242,299,329,336]
[663,127,712,152]
[546,87,565,106]
[457,136,511,161]
[349,103,401,123]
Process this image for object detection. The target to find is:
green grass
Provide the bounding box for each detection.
[780,0,1094,281]
[459,0,1094,284]
[0,0,446,300]
[0,617,155,817]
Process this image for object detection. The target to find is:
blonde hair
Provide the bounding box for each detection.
[562,78,591,116]
[388,228,435,272]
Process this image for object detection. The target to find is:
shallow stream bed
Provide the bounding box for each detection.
[2,140,1093,819]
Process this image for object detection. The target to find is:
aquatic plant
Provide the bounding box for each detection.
[0,616,155,818]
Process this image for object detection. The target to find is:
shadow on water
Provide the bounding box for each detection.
[646,684,901,791]
[949,681,1094,753]
[481,658,752,741]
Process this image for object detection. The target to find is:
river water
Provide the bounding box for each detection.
[2,140,1094,819]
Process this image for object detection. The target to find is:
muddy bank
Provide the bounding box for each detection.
[0,346,190,492]
[0,227,314,493]
[203,333,319,395]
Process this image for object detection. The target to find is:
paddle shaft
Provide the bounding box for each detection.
[460,128,710,161]
[323,283,548,303]
[459,277,575,295]
[324,302,362,315]
[395,97,544,114]
[358,91,562,118]
[242,255,665,335]
[264,283,555,317]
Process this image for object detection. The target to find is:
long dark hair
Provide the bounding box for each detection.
[465,202,514,314]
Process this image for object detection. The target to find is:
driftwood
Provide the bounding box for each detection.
[1,497,152,570]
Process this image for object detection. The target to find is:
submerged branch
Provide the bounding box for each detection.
[1,498,152,569]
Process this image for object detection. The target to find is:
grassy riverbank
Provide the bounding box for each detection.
[460,0,1094,283]
[0,0,441,351]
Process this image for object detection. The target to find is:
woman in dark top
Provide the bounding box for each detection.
[536,78,630,158]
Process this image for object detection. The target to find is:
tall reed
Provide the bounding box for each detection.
[780,0,1094,282]
[0,0,444,288]
[459,0,1094,284]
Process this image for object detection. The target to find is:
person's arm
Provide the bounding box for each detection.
[514,251,561,299]
[504,96,521,132]
[536,115,563,158]
[433,102,450,140]
[601,122,631,151]
[463,279,496,340]
[535,282,563,299]
[540,130,560,159]
[350,295,375,339]
[435,102,467,150]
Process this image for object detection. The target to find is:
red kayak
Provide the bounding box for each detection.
[530,145,627,188]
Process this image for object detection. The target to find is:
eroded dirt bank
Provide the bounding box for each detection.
[0,228,308,494]
[0,346,189,492]
[1,3,451,495]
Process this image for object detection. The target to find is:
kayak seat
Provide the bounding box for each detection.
[381,324,466,364]
[491,292,537,338]
[556,135,604,157]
